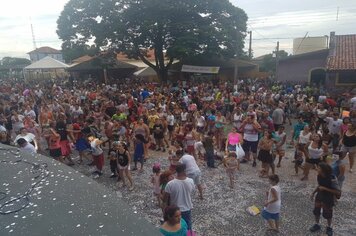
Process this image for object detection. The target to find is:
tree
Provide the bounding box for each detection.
[259,50,289,73]
[57,0,247,82]
[1,57,31,67]
[61,43,99,63]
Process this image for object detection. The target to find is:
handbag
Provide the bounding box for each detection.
[235,143,245,159]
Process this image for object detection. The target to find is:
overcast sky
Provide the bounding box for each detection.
[0,0,355,59]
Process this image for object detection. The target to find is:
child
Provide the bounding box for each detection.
[108,141,119,178]
[48,128,61,160]
[223,152,239,188]
[275,126,287,168]
[203,132,215,168]
[133,134,145,171]
[168,141,182,173]
[151,163,161,206]
[262,174,281,233]
[293,144,304,175]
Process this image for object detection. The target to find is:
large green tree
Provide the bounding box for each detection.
[57,0,247,81]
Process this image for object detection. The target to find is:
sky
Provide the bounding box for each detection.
[0,0,355,59]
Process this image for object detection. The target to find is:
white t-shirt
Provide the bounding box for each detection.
[179,154,200,175]
[167,115,175,126]
[326,117,343,134]
[196,116,205,127]
[243,124,259,142]
[299,132,311,144]
[165,178,195,212]
[351,96,356,110]
[11,115,25,132]
[22,143,37,154]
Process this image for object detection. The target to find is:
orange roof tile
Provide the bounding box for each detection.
[327,34,356,71]
[27,46,61,54]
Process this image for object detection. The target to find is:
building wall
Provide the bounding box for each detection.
[29,53,63,62]
[277,56,326,83]
[293,36,328,55]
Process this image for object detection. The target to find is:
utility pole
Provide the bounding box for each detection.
[275,41,280,81]
[248,31,252,59]
[233,30,240,89]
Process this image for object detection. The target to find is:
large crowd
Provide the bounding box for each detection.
[0,77,355,236]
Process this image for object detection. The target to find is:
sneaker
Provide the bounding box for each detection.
[240,159,247,163]
[92,170,100,175]
[88,162,95,166]
[326,227,333,236]
[309,224,321,232]
[162,149,166,152]
[252,161,257,167]
[129,185,134,191]
[110,173,117,178]
[132,167,138,171]
[156,148,161,151]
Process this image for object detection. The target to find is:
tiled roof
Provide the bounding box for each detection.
[27,46,61,54]
[327,34,356,71]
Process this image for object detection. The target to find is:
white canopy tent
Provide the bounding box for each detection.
[24,56,69,80]
[25,56,69,70]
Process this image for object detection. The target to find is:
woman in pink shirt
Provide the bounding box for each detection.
[225,127,243,153]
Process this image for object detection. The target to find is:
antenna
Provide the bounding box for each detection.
[336,6,339,21]
[30,17,37,50]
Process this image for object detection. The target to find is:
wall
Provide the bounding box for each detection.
[293,36,328,55]
[29,53,64,62]
[277,54,327,83]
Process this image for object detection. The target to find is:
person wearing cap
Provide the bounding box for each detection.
[16,138,36,154]
[14,127,38,151]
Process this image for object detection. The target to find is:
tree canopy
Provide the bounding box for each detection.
[259,50,289,73]
[0,57,31,67]
[57,0,248,81]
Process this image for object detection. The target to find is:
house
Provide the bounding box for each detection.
[277,32,356,88]
[277,49,329,84]
[27,46,63,62]
[326,33,356,87]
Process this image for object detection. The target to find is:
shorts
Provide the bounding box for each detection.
[258,149,274,164]
[188,171,201,185]
[196,126,205,133]
[227,144,237,152]
[242,140,258,153]
[306,158,321,165]
[118,164,130,170]
[262,209,280,221]
[313,200,333,219]
[50,148,61,159]
[341,145,356,153]
[168,125,174,132]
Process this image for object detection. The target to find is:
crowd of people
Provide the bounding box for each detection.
[0,77,355,236]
